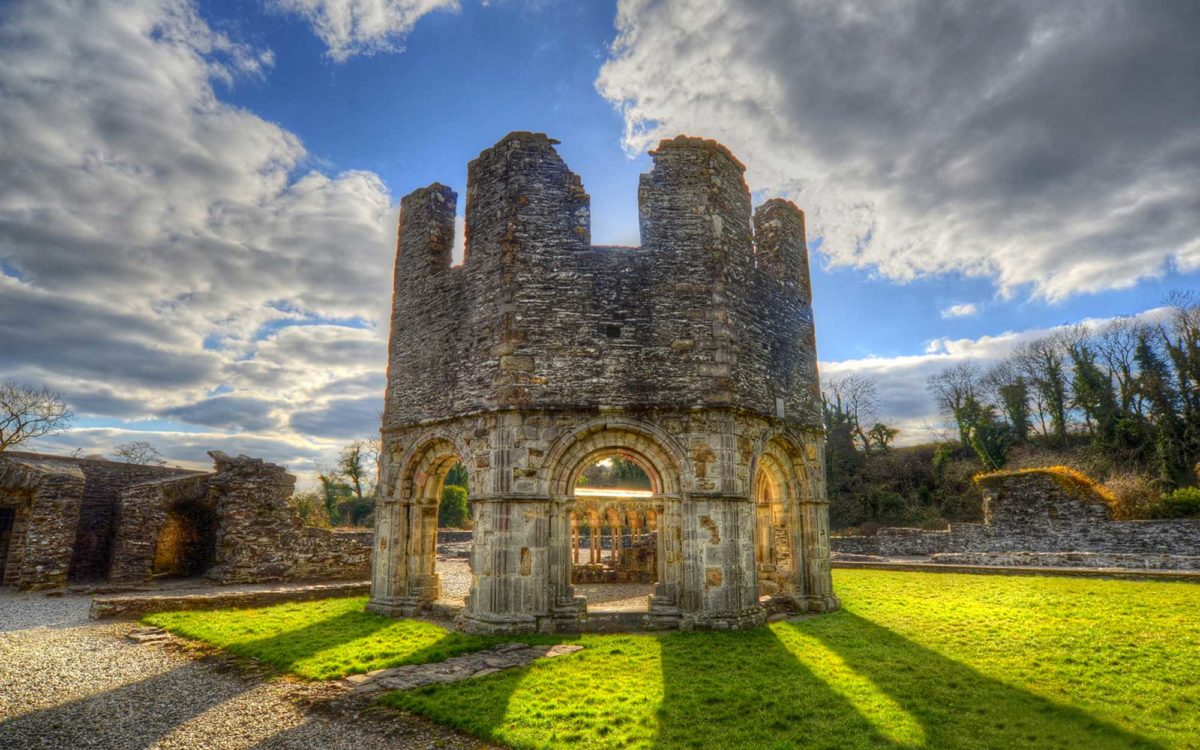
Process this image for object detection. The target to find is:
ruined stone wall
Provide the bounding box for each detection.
[110,453,371,584]
[67,459,198,580]
[382,133,822,432]
[0,455,85,589]
[831,470,1200,566]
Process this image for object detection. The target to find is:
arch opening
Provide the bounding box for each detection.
[553,433,679,615]
[152,499,218,578]
[396,438,469,606]
[754,441,800,598]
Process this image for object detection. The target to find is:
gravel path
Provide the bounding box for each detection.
[0,591,496,750]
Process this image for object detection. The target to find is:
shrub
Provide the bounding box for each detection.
[290,490,331,528]
[1156,487,1200,519]
[1102,472,1161,520]
[438,485,470,528]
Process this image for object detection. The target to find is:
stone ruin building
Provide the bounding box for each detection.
[369,131,840,633]
[0,450,369,590]
[832,468,1200,570]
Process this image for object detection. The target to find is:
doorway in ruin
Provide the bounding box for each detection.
[434,460,471,607]
[152,499,219,577]
[753,445,796,598]
[569,455,658,613]
[0,507,15,586]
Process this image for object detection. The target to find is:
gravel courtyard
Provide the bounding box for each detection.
[0,591,492,750]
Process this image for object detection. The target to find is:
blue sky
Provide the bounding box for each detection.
[198,0,1199,360]
[1,0,1197,475]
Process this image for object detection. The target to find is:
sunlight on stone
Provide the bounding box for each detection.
[780,629,926,747]
[573,487,654,498]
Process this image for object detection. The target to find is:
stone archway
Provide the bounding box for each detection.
[753,438,804,600]
[543,420,688,625]
[151,498,218,577]
[369,435,466,616]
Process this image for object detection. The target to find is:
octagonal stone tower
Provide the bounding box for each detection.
[369,132,839,633]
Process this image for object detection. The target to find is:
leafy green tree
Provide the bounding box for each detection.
[1135,333,1187,486]
[867,423,899,451]
[438,485,470,528]
[960,396,1011,471]
[318,471,354,525]
[445,462,469,489]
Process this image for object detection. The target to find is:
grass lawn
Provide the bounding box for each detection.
[144,597,554,679]
[146,570,1200,749]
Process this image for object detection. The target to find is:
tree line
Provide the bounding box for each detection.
[926,292,1199,485]
[823,293,1200,531]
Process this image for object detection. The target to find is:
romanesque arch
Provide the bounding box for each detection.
[541,419,689,616]
[369,434,467,615]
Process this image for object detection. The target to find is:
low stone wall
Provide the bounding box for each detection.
[831,469,1200,570]
[930,551,1200,571]
[90,580,371,619]
[292,529,373,580]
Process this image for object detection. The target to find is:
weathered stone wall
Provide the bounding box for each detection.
[831,470,1200,567]
[67,459,198,580]
[0,455,84,589]
[382,133,822,432]
[110,452,371,584]
[0,452,200,588]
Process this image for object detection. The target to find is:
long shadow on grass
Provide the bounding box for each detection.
[226,607,568,679]
[793,611,1166,750]
[656,627,907,750]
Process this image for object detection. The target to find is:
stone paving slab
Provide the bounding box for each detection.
[342,642,585,693]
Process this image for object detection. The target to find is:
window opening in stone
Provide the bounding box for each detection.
[0,506,15,585]
[152,499,218,578]
[571,455,656,613]
[435,461,471,607]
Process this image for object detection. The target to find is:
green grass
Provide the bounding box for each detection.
[144,597,551,679]
[146,571,1200,749]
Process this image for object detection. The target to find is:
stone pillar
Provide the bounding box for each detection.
[367,498,420,616]
[796,498,839,613]
[678,496,764,630]
[461,497,563,634]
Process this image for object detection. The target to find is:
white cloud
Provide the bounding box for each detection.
[598,0,1200,302]
[0,0,393,472]
[270,0,458,61]
[941,303,979,319]
[821,307,1171,445]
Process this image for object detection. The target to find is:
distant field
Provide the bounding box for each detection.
[148,570,1200,749]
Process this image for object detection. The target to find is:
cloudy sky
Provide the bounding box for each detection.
[1,0,1197,477]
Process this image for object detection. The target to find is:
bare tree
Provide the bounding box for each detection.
[1012,336,1071,444]
[337,441,371,500]
[0,380,73,452]
[1095,317,1145,414]
[113,441,166,466]
[926,361,982,447]
[823,374,879,453]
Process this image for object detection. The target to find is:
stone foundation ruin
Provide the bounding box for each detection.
[369,132,840,633]
[0,450,370,590]
[831,468,1200,570]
